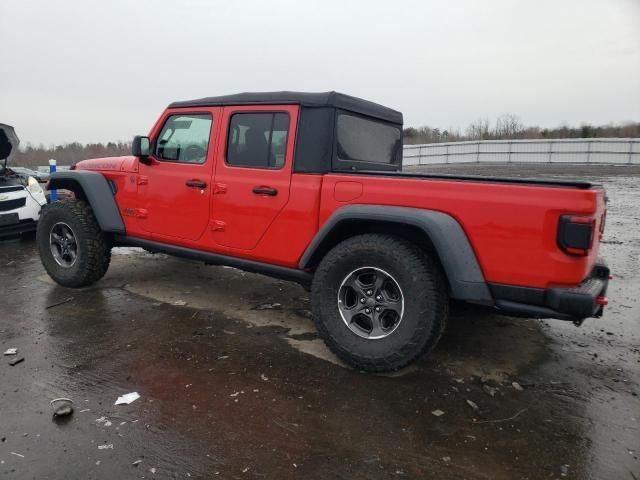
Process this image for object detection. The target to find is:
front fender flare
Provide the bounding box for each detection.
[299,205,492,304]
[48,170,125,234]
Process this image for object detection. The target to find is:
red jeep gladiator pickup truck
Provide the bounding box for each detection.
[37,92,609,372]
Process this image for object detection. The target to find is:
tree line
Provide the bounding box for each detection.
[11,117,640,167]
[13,142,132,168]
[404,116,640,144]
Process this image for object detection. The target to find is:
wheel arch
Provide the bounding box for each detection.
[47,171,125,234]
[300,205,493,305]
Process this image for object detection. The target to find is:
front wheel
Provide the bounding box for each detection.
[36,200,112,288]
[311,234,449,372]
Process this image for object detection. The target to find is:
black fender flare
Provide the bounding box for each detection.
[299,205,493,304]
[47,170,125,234]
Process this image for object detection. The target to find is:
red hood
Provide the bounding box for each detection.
[75,156,137,172]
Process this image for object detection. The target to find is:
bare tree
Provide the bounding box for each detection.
[494,114,524,139]
[466,118,490,140]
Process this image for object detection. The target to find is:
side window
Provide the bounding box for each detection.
[226,112,289,169]
[336,113,401,165]
[154,113,212,164]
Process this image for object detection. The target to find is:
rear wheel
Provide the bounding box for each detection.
[311,234,448,372]
[37,200,111,287]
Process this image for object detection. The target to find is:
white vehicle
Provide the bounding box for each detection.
[0,123,47,237]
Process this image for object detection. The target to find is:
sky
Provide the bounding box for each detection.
[0,0,638,146]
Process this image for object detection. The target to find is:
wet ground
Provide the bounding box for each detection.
[1,164,639,480]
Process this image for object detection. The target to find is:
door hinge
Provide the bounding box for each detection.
[213,182,227,194]
[210,220,226,232]
[137,176,149,185]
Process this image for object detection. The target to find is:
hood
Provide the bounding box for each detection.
[0,123,20,173]
[75,156,136,171]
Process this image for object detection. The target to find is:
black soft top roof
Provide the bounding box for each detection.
[169,91,403,125]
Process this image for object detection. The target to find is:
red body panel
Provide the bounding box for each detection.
[138,107,222,241]
[211,105,299,250]
[75,106,606,292]
[318,175,604,289]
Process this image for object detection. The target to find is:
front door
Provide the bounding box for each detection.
[138,108,220,241]
[212,105,297,250]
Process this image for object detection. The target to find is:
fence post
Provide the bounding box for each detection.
[476,141,480,163]
[587,140,592,164]
[508,141,512,163]
[48,159,57,202]
[630,140,634,165]
[548,141,553,163]
[445,144,449,164]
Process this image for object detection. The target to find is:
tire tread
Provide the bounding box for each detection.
[311,234,448,372]
[37,200,111,287]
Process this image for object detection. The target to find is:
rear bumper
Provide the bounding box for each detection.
[490,262,610,321]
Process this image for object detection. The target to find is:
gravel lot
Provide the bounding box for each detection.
[1,164,638,479]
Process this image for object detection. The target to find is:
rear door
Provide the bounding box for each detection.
[138,107,221,241]
[212,105,297,250]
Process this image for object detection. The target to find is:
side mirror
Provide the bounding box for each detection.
[132,136,151,165]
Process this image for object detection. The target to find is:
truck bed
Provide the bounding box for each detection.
[345,169,595,189]
[318,171,606,290]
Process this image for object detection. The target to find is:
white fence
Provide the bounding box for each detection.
[402,138,640,166]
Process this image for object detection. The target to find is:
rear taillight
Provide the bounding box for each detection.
[557,215,595,256]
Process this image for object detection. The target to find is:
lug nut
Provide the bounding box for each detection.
[366,290,373,296]
[360,298,366,304]
[375,306,381,312]
[365,308,371,314]
[375,295,382,301]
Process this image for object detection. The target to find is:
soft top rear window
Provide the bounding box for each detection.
[336,112,402,167]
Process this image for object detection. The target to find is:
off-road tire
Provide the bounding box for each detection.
[311,234,449,372]
[37,200,111,288]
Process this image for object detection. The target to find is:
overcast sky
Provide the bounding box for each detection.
[1,0,638,145]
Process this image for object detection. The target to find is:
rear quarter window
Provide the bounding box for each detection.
[336,113,402,166]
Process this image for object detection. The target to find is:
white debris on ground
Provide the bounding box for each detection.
[114,392,140,405]
[96,416,112,427]
[3,348,17,355]
[483,385,498,397]
[466,400,480,412]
